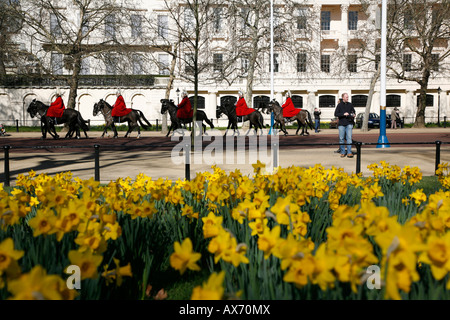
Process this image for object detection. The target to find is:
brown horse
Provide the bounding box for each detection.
[93,99,152,138]
[267,100,313,135]
[219,97,265,135]
[160,99,214,137]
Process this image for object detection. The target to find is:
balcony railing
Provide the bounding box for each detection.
[1,74,157,88]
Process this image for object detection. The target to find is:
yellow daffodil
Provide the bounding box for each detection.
[191,271,225,300]
[68,250,103,280]
[170,238,201,275]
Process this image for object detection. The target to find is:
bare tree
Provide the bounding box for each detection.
[386,0,450,127]
[13,0,143,110]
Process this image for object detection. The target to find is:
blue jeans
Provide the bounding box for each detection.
[315,119,320,132]
[338,124,353,155]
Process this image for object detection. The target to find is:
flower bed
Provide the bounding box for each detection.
[1,161,450,300]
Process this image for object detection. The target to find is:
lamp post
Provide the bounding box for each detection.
[176,88,180,104]
[438,87,441,127]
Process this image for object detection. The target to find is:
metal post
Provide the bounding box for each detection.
[185,143,190,181]
[3,145,10,187]
[272,139,278,169]
[15,120,19,132]
[435,140,442,176]
[156,119,159,131]
[444,116,447,128]
[355,142,362,174]
[438,87,441,127]
[94,144,100,181]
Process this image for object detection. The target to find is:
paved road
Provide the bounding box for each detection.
[1,127,450,184]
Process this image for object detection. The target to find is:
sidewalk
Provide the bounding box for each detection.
[1,127,449,184]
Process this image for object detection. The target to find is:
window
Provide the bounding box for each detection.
[321,54,330,73]
[404,10,414,30]
[253,96,270,110]
[189,96,205,109]
[241,8,250,31]
[158,54,169,75]
[131,14,142,38]
[386,94,401,108]
[220,95,237,107]
[431,54,439,71]
[297,8,308,30]
[375,54,380,70]
[347,54,357,73]
[51,52,63,75]
[241,54,249,75]
[403,54,412,71]
[348,11,358,30]
[105,54,117,75]
[50,13,62,37]
[297,53,306,72]
[81,21,89,37]
[80,57,90,75]
[270,53,279,73]
[319,95,336,108]
[292,95,303,108]
[132,54,143,75]
[213,53,223,72]
[351,95,368,108]
[105,15,116,39]
[185,53,194,74]
[416,94,434,107]
[321,11,330,31]
[157,15,168,39]
[184,8,195,33]
[213,7,222,33]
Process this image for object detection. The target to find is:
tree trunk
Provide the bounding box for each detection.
[361,65,381,132]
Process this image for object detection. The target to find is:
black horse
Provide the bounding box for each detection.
[160,99,215,137]
[218,97,265,135]
[93,99,152,138]
[27,99,89,139]
[267,100,313,136]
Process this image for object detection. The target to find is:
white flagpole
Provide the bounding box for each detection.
[269,0,275,135]
[377,0,390,148]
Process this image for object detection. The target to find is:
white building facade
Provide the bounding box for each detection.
[1,0,448,128]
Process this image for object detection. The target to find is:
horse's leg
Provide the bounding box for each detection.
[295,120,301,135]
[136,124,141,139]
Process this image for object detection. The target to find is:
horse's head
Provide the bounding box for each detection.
[93,99,108,116]
[160,99,172,114]
[267,99,280,114]
[27,99,39,118]
[216,105,224,118]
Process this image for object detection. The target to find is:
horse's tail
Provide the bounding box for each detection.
[77,112,90,132]
[306,110,313,130]
[198,110,214,129]
[136,110,152,129]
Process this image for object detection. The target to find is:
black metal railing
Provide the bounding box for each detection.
[1,140,447,186]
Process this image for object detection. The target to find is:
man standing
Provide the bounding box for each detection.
[334,93,356,158]
[391,107,398,129]
[314,107,321,133]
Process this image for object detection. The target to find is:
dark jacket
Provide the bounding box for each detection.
[334,101,356,126]
[314,110,321,120]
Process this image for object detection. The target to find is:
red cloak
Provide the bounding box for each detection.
[282,97,300,118]
[177,96,194,119]
[111,95,132,117]
[46,96,65,118]
[235,97,255,116]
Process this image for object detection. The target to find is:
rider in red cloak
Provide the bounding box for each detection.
[282,91,300,118]
[177,90,194,119]
[46,89,65,118]
[235,91,255,116]
[111,90,132,117]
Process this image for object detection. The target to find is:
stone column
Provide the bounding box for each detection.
[307,90,317,113]
[208,90,218,120]
[405,90,415,124]
[340,4,349,48]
